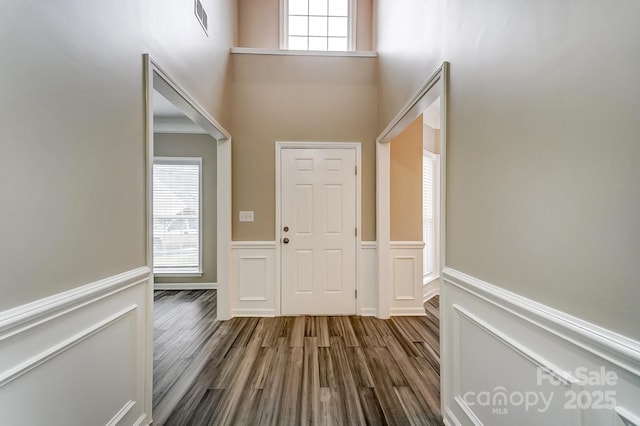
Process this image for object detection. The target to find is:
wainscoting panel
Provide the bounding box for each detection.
[0,267,151,426]
[359,241,377,315]
[231,242,276,316]
[441,267,640,426]
[390,241,425,316]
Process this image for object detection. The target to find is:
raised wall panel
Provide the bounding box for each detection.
[238,257,268,301]
[393,257,416,300]
[0,267,150,426]
[442,268,640,426]
[389,242,425,316]
[453,306,574,425]
[231,242,276,316]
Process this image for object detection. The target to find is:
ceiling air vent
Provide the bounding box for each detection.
[194,0,208,36]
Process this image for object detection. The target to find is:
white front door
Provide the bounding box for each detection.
[280,147,357,315]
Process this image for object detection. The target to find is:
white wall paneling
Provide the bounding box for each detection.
[441,267,640,426]
[0,267,151,426]
[231,242,276,316]
[389,241,426,316]
[423,278,440,304]
[232,241,377,317]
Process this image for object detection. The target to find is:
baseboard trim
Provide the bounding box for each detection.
[0,266,150,342]
[423,286,440,303]
[360,307,377,316]
[231,309,276,317]
[390,307,427,317]
[442,267,640,377]
[154,282,217,290]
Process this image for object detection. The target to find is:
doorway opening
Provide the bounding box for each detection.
[375,62,448,319]
[421,98,441,302]
[376,62,448,417]
[144,55,232,423]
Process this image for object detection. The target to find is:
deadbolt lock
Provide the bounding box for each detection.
[283,226,289,232]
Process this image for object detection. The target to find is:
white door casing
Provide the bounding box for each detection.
[280,147,357,315]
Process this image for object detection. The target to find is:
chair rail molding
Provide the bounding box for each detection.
[441,267,640,426]
[0,267,151,426]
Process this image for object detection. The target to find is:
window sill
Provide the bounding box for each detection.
[230,47,377,58]
[154,269,203,278]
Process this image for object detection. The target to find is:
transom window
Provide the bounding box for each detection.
[283,0,354,51]
[153,157,202,275]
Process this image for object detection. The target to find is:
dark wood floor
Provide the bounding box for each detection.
[154,291,442,425]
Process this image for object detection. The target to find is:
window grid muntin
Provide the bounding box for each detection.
[286,0,351,51]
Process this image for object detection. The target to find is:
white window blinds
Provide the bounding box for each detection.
[423,153,436,278]
[153,158,201,273]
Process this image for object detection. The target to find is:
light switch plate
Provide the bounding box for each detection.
[239,211,254,222]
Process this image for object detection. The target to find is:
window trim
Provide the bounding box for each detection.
[423,150,440,285]
[280,0,357,51]
[152,156,203,276]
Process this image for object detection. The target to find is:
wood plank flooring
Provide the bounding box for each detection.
[153,290,221,423]
[154,292,442,425]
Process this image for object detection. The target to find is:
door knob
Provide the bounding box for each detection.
[282,238,290,244]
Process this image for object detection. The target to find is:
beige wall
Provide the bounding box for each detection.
[229,53,377,241]
[0,0,235,310]
[238,0,373,50]
[154,133,218,283]
[376,0,640,340]
[238,0,281,48]
[390,115,424,241]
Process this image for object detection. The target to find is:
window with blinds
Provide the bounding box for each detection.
[284,0,354,51]
[423,152,437,280]
[153,158,202,274]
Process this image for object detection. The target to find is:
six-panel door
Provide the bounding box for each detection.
[281,148,357,315]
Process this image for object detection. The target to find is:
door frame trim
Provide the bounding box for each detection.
[375,62,449,319]
[144,54,232,421]
[275,141,363,316]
